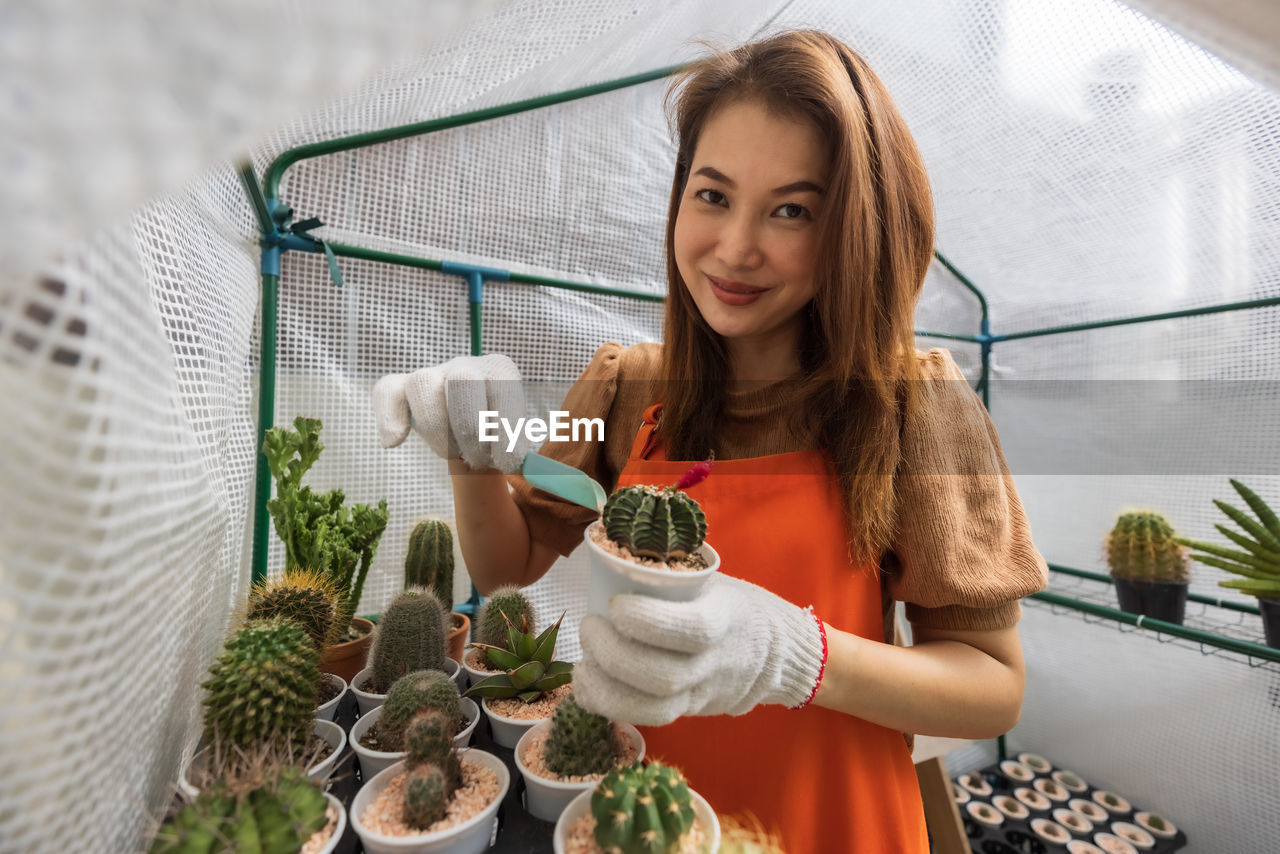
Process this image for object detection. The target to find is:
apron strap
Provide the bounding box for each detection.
[628,402,663,461]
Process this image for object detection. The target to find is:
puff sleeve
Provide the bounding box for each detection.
[887,349,1049,631]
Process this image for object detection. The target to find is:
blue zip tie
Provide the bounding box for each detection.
[440,261,510,303]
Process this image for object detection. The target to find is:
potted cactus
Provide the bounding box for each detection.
[406,518,471,664]
[583,460,721,617]
[351,669,480,781]
[514,694,645,822]
[463,609,574,748]
[1177,479,1280,647]
[1105,511,1191,624]
[350,709,509,854]
[263,416,389,682]
[352,589,461,716]
[552,760,720,854]
[462,585,535,687]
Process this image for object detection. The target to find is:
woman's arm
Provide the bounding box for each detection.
[814,622,1025,739]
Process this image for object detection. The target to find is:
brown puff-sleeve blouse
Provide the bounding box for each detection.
[506,341,1048,638]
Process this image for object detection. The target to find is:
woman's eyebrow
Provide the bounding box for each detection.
[692,166,823,195]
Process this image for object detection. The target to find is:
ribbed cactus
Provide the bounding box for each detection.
[201,619,319,763]
[368,589,447,694]
[401,710,463,830]
[475,585,535,647]
[602,485,707,560]
[545,695,624,778]
[150,765,328,854]
[464,611,573,703]
[1105,511,1190,583]
[406,519,456,609]
[380,669,462,748]
[245,568,340,654]
[1178,479,1280,599]
[591,760,696,854]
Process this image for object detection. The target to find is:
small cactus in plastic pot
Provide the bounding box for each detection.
[1105,510,1191,624]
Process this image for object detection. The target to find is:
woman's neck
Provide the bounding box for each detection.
[723,328,803,392]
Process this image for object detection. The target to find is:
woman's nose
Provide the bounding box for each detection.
[714,214,763,271]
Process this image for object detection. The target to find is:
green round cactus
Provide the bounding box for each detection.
[201,619,319,760]
[401,710,463,831]
[368,589,447,694]
[602,485,707,560]
[406,519,456,609]
[246,568,339,654]
[381,669,462,748]
[545,695,624,778]
[476,585,535,647]
[403,764,449,830]
[1106,511,1190,583]
[591,760,696,854]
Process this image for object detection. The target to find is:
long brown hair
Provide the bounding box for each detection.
[660,30,935,566]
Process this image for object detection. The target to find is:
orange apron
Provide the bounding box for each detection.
[618,403,927,854]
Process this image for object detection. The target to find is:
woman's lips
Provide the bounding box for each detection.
[708,275,767,306]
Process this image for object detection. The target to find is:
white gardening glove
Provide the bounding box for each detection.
[573,574,828,726]
[371,354,529,473]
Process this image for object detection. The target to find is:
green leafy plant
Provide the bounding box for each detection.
[406,519,455,609]
[474,585,535,648]
[601,459,711,560]
[544,694,625,778]
[1177,479,1280,599]
[263,416,389,641]
[380,669,463,749]
[245,567,341,654]
[1105,511,1189,583]
[368,589,447,694]
[590,760,696,854]
[401,709,464,829]
[463,610,572,703]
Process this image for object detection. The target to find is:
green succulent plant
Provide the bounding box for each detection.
[405,519,456,610]
[1105,511,1190,583]
[368,589,447,694]
[245,567,341,654]
[591,760,696,854]
[380,669,463,749]
[475,585,535,648]
[401,710,463,830]
[463,610,572,703]
[602,484,707,560]
[544,695,625,778]
[1177,479,1280,599]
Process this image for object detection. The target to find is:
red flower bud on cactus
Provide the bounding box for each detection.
[675,454,714,490]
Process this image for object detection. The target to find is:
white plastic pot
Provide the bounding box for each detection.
[553,784,720,854]
[352,700,481,782]
[178,719,347,801]
[514,721,645,823]
[313,792,348,854]
[582,522,720,617]
[353,660,463,718]
[350,753,509,854]
[314,672,348,722]
[461,655,498,690]
[481,698,550,750]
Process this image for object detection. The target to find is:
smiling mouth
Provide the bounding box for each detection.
[708,276,767,295]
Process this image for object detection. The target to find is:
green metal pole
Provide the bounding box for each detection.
[250,272,279,587]
[1047,563,1261,615]
[993,296,1280,342]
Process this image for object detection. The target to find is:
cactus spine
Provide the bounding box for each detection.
[245,567,340,654]
[591,760,696,854]
[380,669,463,748]
[602,485,707,560]
[475,585,535,647]
[401,710,463,830]
[545,695,624,778]
[368,589,447,694]
[405,519,456,609]
[1105,511,1189,583]
[1177,479,1280,599]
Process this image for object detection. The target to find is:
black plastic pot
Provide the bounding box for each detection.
[1258,597,1280,648]
[1112,579,1189,624]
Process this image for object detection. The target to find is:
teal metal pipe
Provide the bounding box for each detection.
[250,272,279,586]
[237,162,274,236]
[993,296,1280,342]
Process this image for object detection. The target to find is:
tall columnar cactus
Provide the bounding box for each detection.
[464,610,572,703]
[368,589,447,694]
[245,568,340,654]
[1105,511,1190,583]
[591,760,696,854]
[1177,479,1280,599]
[475,585,535,647]
[380,669,463,748]
[401,710,463,830]
[202,619,319,763]
[544,695,624,778]
[602,485,708,560]
[405,519,456,609]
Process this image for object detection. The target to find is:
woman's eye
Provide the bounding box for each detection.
[695,188,726,206]
[775,203,809,220]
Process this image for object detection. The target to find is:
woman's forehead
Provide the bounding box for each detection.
[690,99,829,188]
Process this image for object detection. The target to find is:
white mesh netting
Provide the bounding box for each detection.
[3,0,1280,852]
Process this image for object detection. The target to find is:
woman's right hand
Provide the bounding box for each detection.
[371,354,528,473]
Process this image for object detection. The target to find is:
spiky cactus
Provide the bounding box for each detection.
[602,485,707,560]
[1105,511,1190,583]
[245,568,340,654]
[368,589,447,694]
[406,519,456,610]
[380,669,463,748]
[401,710,463,830]
[201,619,319,764]
[590,760,696,854]
[544,695,624,778]
[464,610,572,703]
[475,585,535,647]
[1177,479,1280,599]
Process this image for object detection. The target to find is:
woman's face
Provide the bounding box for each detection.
[674,98,828,351]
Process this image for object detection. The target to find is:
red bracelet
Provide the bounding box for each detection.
[792,612,828,710]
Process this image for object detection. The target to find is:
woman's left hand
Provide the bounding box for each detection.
[573,574,828,726]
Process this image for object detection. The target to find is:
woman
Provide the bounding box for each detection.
[373,30,1047,852]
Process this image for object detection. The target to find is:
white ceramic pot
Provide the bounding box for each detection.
[178,719,346,801]
[966,801,1004,830]
[514,721,645,823]
[1109,822,1156,851]
[353,701,481,781]
[462,654,499,690]
[315,672,348,722]
[481,698,549,750]
[1017,752,1053,775]
[350,753,509,854]
[553,784,720,854]
[313,792,348,854]
[1133,811,1177,840]
[1091,789,1132,815]
[582,523,720,617]
[1052,768,1089,793]
[1070,798,1108,824]
[354,661,462,718]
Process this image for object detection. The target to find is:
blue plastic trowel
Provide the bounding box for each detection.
[521,452,607,514]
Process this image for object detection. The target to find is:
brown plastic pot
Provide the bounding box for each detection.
[447,611,471,664]
[319,617,374,683]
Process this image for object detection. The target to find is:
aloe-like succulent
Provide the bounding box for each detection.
[1105,511,1189,583]
[405,519,456,610]
[463,610,572,703]
[602,485,707,560]
[590,760,696,854]
[1177,479,1280,599]
[544,695,624,778]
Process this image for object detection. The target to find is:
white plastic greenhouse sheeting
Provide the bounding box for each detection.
[2,1,1279,852]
